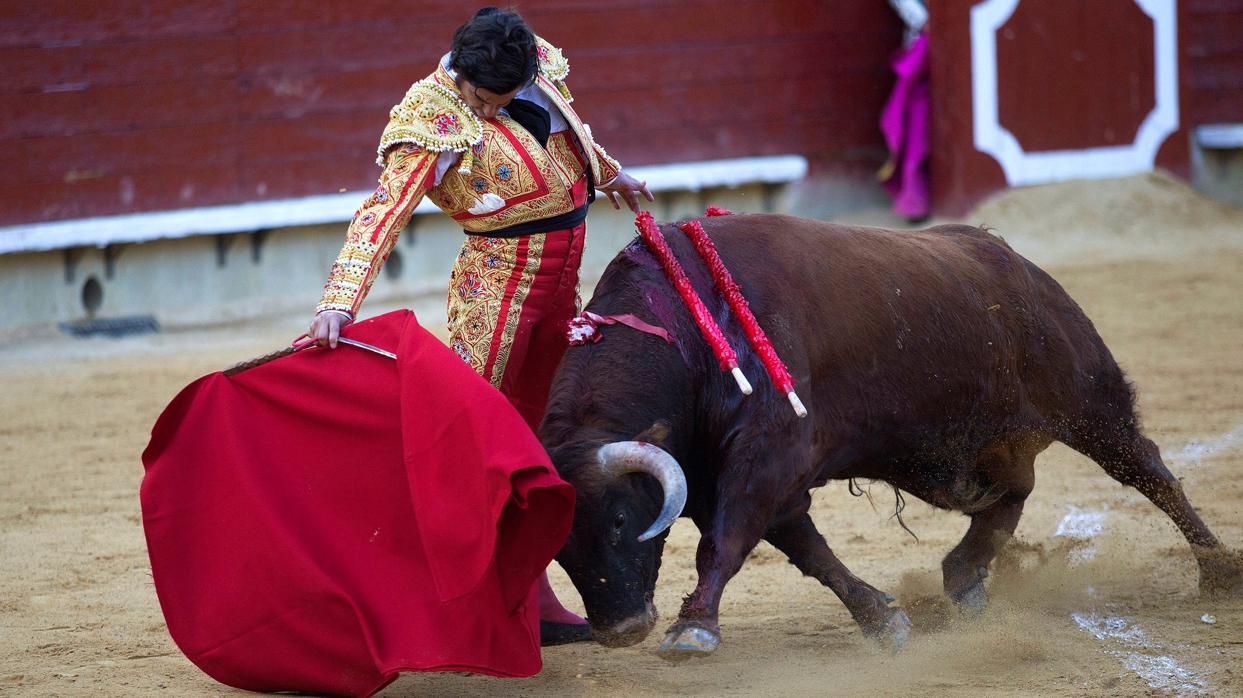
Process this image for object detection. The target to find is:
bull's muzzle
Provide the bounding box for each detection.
[590,601,658,648]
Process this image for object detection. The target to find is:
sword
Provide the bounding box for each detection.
[223,336,396,376]
[337,337,397,360]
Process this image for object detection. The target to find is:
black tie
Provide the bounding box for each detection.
[505,98,551,147]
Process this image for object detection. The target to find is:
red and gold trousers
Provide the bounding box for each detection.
[446,177,588,430]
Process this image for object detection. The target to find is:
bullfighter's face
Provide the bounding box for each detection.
[552,445,669,648]
[456,78,520,120]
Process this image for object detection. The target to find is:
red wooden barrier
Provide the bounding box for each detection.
[0,1,901,226]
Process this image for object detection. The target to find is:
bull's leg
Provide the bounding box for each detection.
[657,438,797,661]
[765,510,912,650]
[941,492,1028,612]
[1066,428,1243,595]
[940,443,1037,612]
[657,502,769,661]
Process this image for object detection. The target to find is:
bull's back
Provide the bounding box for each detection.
[695,214,1114,449]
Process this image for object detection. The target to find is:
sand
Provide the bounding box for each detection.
[2,174,1241,697]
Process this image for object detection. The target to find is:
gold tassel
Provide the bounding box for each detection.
[457,150,475,175]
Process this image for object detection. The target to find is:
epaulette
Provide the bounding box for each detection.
[376,79,483,165]
[535,36,570,82]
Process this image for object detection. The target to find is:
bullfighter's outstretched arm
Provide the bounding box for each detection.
[316,145,438,319]
[591,135,650,211]
[590,137,622,186]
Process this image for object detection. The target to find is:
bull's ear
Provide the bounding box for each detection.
[633,420,671,448]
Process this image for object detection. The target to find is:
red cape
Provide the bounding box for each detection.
[140,310,574,697]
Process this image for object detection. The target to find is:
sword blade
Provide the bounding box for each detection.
[338,337,397,360]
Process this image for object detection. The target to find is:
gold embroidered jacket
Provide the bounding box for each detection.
[318,38,622,317]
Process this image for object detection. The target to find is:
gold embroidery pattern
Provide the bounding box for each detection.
[318,146,436,315]
[319,42,621,328]
[446,234,546,385]
[376,80,483,165]
[429,116,575,232]
[491,233,544,385]
[593,140,622,183]
[545,131,587,187]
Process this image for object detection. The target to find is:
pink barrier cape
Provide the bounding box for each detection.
[880,32,932,220]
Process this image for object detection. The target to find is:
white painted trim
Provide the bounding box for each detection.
[970,0,1179,186]
[0,155,808,255]
[1196,123,1243,149]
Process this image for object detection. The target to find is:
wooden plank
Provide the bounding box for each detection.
[0,78,241,139]
[236,28,442,76]
[526,5,859,51]
[231,0,881,38]
[1184,5,1243,126]
[570,72,892,137]
[11,123,242,186]
[236,158,379,201]
[0,181,84,222]
[235,0,467,32]
[0,162,243,225]
[237,114,379,163]
[1186,0,1243,14]
[0,0,234,49]
[238,66,414,120]
[562,37,896,93]
[598,119,886,168]
[0,37,239,94]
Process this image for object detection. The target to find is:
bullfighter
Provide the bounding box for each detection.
[299,6,653,645]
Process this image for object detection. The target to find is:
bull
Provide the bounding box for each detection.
[540,213,1243,660]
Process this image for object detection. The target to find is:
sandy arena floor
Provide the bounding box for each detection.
[2,174,1241,696]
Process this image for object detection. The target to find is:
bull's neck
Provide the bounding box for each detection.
[540,349,699,462]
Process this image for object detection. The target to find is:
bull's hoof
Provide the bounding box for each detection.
[951,579,988,615]
[657,621,720,661]
[864,608,912,653]
[949,566,989,616]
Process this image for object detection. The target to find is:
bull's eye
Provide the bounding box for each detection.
[613,512,626,530]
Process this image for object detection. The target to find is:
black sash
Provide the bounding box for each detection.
[465,202,589,238]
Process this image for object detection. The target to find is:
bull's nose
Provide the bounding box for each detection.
[591,604,657,648]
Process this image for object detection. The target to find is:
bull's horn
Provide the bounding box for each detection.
[597,441,688,542]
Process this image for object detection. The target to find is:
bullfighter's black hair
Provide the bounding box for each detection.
[449,6,538,95]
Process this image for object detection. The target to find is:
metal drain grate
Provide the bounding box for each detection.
[58,315,160,338]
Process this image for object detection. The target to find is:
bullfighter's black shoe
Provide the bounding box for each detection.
[540,620,593,646]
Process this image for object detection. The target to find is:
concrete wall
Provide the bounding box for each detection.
[2,184,784,334]
[1193,146,1243,210]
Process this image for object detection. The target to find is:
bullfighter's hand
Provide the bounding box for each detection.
[294,310,353,350]
[598,170,654,213]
